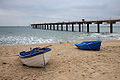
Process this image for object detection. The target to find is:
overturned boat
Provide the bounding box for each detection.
[75,40,102,51]
[19,47,51,67]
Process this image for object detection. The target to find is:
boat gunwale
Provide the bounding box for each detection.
[19,48,51,58]
[75,41,102,47]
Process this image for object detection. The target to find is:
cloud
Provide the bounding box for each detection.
[0,0,120,26]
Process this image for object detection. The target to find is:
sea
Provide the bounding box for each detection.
[0,25,120,46]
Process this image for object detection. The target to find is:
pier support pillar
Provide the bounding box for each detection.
[94,21,102,33]
[45,25,46,29]
[110,23,113,33]
[107,21,115,33]
[34,25,35,28]
[82,23,83,32]
[53,24,55,30]
[41,25,43,29]
[43,25,44,29]
[79,24,81,32]
[87,23,89,32]
[72,24,74,31]
[47,25,49,29]
[37,25,39,29]
[97,24,100,33]
[39,25,41,29]
[43,25,45,29]
[57,24,59,30]
[35,25,37,28]
[31,25,33,28]
[51,24,53,30]
[61,24,63,31]
[66,24,68,31]
[40,25,42,29]
[41,25,42,29]
[50,25,52,30]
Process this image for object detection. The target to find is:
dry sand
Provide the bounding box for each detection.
[0,40,120,80]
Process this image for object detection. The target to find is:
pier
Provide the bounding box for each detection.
[31,19,120,33]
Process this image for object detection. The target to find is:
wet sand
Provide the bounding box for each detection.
[0,40,120,80]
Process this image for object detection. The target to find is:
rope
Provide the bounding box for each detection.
[43,53,46,71]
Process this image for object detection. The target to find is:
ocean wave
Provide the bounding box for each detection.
[0,36,56,46]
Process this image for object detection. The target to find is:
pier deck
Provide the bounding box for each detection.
[31,19,120,33]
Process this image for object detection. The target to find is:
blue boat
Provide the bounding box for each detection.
[75,40,102,51]
[19,47,51,67]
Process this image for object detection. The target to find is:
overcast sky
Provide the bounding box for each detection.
[0,0,120,26]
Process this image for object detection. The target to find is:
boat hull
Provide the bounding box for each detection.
[75,41,102,51]
[20,51,51,67]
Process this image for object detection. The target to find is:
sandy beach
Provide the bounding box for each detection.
[0,40,120,80]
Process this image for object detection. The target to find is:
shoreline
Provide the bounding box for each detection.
[0,40,120,80]
[0,39,120,47]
